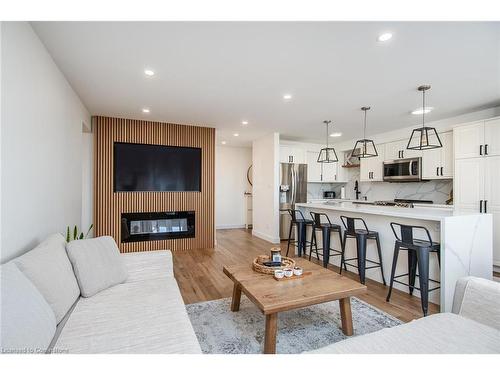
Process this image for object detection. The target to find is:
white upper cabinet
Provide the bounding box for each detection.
[322,161,338,182]
[360,144,385,182]
[280,145,306,164]
[384,140,406,160]
[484,118,500,156]
[454,118,500,159]
[306,150,322,182]
[454,121,484,159]
[384,139,421,160]
[422,131,453,179]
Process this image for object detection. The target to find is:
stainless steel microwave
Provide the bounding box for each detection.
[383,157,422,182]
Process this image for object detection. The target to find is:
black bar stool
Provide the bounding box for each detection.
[386,222,441,316]
[339,215,386,285]
[308,212,344,269]
[285,209,314,258]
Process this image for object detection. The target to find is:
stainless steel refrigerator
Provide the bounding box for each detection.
[279,163,307,240]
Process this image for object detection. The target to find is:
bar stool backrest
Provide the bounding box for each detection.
[288,209,306,222]
[340,215,369,235]
[309,212,332,227]
[390,222,434,246]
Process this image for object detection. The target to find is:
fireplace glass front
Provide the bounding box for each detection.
[121,211,195,243]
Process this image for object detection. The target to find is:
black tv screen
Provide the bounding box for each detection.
[114,142,201,192]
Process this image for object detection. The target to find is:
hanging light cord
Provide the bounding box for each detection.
[422,88,426,128]
[325,121,329,148]
[363,109,367,139]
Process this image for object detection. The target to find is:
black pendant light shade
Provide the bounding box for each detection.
[351,107,378,158]
[317,120,338,163]
[407,85,443,150]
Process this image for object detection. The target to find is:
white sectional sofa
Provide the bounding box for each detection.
[307,276,500,354]
[0,234,201,354]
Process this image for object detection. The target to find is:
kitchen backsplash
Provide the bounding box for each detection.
[307,168,453,204]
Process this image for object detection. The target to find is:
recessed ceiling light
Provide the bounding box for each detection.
[411,107,434,115]
[377,32,393,42]
[283,94,293,101]
[329,132,342,137]
[241,121,249,125]
[233,133,239,137]
[142,108,150,113]
[144,69,155,77]
[221,141,227,145]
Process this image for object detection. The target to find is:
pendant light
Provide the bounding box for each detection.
[317,120,338,163]
[407,85,442,150]
[351,107,378,158]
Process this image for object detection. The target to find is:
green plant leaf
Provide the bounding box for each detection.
[85,224,94,238]
[66,226,70,243]
[73,225,78,241]
[79,232,84,240]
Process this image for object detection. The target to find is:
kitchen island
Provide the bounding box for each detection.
[295,200,493,312]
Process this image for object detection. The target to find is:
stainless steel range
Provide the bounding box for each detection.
[354,198,433,208]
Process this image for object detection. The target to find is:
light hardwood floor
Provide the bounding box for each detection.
[172,228,439,323]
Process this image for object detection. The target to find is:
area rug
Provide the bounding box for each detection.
[186,296,401,354]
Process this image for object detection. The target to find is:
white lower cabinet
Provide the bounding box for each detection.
[484,156,500,267]
[454,155,500,267]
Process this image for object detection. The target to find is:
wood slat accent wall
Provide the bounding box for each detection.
[93,116,215,252]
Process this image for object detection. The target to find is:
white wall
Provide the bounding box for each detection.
[81,128,94,236]
[252,133,280,243]
[215,145,252,229]
[1,22,91,262]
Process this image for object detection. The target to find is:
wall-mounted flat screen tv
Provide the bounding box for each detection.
[114,142,202,192]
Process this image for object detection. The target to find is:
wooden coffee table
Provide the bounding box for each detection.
[223,258,367,354]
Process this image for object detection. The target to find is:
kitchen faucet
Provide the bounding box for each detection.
[354,180,361,200]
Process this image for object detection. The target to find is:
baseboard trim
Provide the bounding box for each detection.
[216,224,246,229]
[251,229,280,244]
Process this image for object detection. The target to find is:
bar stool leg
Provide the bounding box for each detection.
[296,223,304,257]
[309,229,314,261]
[408,250,417,296]
[338,229,347,271]
[416,247,431,316]
[300,224,307,256]
[286,221,293,257]
[386,243,400,302]
[374,233,386,285]
[321,227,331,268]
[356,234,367,284]
[339,232,347,275]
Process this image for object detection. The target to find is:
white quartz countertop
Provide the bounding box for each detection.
[296,201,456,221]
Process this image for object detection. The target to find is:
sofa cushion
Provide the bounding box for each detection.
[306,313,500,354]
[66,236,128,297]
[122,250,173,282]
[13,233,80,323]
[53,278,201,354]
[453,277,500,330]
[0,262,57,353]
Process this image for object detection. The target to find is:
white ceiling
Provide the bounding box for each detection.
[32,21,500,146]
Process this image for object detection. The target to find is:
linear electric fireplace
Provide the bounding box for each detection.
[121,211,195,243]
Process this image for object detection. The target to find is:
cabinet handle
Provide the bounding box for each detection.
[440,167,443,176]
[480,200,483,213]
[335,174,337,181]
[401,150,404,158]
[436,167,439,176]
[480,145,483,156]
[485,144,488,155]
[484,200,488,213]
